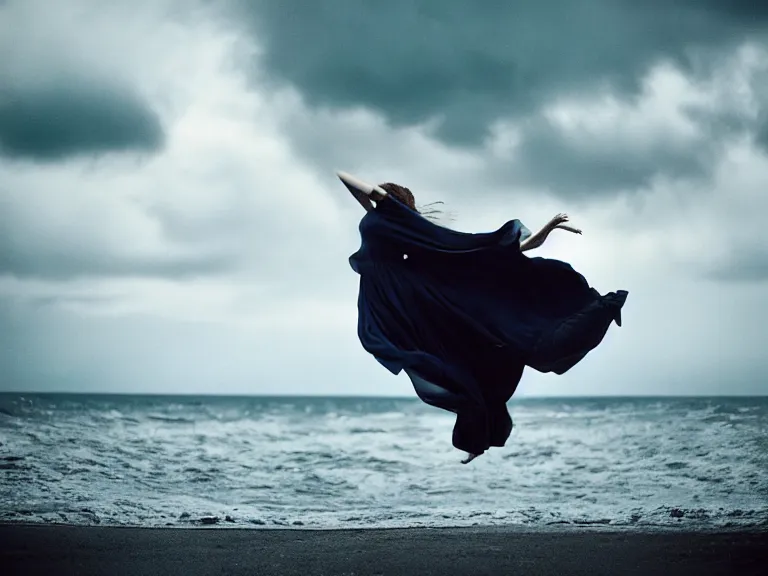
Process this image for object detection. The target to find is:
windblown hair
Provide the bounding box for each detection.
[378,182,447,222]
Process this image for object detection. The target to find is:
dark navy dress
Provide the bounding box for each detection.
[350,196,627,455]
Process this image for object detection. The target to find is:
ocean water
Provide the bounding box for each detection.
[0,394,766,531]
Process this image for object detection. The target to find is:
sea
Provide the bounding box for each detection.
[1,394,766,531]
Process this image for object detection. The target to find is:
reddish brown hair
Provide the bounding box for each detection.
[378,182,447,222]
[379,182,416,211]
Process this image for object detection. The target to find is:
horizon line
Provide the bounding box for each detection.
[0,391,766,400]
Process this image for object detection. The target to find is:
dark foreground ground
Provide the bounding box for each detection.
[1,525,767,576]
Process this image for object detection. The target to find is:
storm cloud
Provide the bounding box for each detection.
[0,0,167,162]
[0,0,766,397]
[0,239,233,281]
[229,0,768,194]
[236,1,768,135]
[703,247,768,283]
[0,80,164,161]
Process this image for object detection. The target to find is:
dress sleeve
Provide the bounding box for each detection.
[370,196,529,254]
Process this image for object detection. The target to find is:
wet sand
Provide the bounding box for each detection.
[1,524,766,576]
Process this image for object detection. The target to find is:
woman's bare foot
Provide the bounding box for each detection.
[461,452,480,464]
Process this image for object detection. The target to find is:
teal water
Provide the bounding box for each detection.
[1,394,766,529]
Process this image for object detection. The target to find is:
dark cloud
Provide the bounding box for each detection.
[234,0,766,143]
[0,248,234,281]
[230,0,768,195]
[753,109,768,152]
[487,115,716,199]
[22,293,118,310]
[0,80,164,162]
[703,247,768,283]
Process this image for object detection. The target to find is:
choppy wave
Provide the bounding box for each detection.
[0,394,766,530]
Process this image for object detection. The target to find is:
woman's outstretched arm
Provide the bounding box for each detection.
[337,171,387,212]
[520,213,582,252]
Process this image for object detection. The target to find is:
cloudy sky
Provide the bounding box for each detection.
[1,0,766,397]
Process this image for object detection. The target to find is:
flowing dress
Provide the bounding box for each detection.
[350,196,628,455]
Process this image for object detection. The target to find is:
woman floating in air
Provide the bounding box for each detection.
[338,172,628,464]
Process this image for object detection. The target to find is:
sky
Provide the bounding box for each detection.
[1,0,767,397]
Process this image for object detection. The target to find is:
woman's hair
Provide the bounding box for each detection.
[378,182,446,221]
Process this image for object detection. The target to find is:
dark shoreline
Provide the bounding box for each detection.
[2,525,766,576]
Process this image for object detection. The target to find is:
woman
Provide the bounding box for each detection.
[338,171,627,464]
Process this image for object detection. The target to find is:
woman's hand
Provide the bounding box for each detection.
[548,213,570,228]
[548,213,582,235]
[522,214,582,251]
[369,189,387,203]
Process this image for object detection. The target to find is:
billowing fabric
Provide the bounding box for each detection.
[350,196,628,455]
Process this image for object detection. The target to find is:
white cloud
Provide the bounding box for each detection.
[0,0,766,398]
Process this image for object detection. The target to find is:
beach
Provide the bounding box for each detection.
[2,525,767,576]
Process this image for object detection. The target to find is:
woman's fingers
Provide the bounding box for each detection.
[555,224,582,234]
